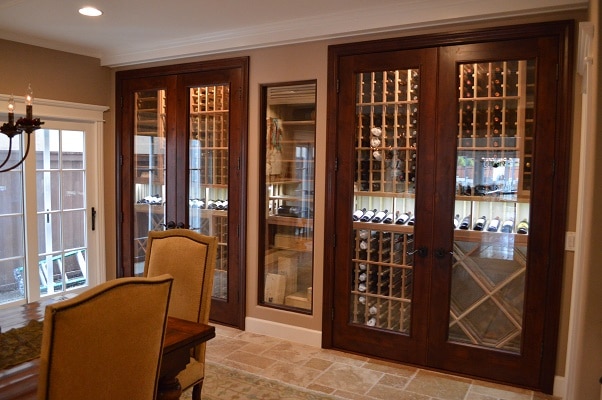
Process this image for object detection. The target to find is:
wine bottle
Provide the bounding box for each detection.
[359,240,368,250]
[372,209,388,223]
[353,208,366,221]
[516,219,529,234]
[459,215,471,230]
[407,215,415,226]
[359,230,369,240]
[358,273,367,282]
[487,216,501,232]
[360,209,377,222]
[383,212,395,224]
[366,317,376,327]
[473,215,487,231]
[395,211,412,225]
[501,217,515,233]
[453,214,460,229]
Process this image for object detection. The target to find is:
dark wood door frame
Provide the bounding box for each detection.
[115,57,249,330]
[322,21,573,393]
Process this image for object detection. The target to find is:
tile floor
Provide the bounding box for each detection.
[206,324,560,400]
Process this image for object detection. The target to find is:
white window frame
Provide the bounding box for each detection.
[0,94,108,306]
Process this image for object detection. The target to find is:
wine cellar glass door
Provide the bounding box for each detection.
[332,48,438,365]
[329,25,570,391]
[427,39,563,388]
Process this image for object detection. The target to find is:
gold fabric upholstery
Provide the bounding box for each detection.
[37,274,174,400]
[144,229,217,400]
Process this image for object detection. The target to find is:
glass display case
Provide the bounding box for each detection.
[260,81,316,312]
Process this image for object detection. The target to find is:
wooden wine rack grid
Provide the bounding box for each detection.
[351,61,533,346]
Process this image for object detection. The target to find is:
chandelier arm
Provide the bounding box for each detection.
[0,136,15,170]
[0,132,31,173]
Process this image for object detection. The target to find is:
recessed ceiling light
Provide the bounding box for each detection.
[79,7,103,17]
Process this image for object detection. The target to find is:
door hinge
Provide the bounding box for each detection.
[237,156,241,171]
[336,79,340,93]
[334,157,338,171]
[119,155,124,166]
[238,87,243,101]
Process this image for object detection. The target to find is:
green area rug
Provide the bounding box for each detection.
[184,362,337,400]
[0,319,44,370]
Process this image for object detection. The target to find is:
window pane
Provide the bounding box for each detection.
[63,171,85,210]
[62,130,84,169]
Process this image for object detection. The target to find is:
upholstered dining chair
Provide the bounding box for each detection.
[143,229,218,400]
[37,274,174,400]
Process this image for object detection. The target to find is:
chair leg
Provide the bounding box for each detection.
[192,381,203,400]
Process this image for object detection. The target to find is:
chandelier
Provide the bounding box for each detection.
[0,84,44,172]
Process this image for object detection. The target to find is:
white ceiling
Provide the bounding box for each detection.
[0,0,588,67]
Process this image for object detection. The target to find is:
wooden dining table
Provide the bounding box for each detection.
[0,297,215,400]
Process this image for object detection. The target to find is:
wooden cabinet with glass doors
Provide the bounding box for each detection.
[116,57,249,329]
[260,82,316,312]
[326,21,572,393]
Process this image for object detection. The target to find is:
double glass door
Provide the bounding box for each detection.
[117,59,248,328]
[328,25,570,392]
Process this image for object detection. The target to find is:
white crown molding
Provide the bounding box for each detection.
[102,0,588,66]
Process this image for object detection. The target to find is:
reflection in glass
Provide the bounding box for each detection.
[262,82,316,312]
[188,84,230,300]
[450,60,534,353]
[351,70,419,333]
[133,90,166,275]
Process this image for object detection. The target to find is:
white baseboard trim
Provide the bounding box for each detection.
[245,317,322,347]
[553,375,565,399]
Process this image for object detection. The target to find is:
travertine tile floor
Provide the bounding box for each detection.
[206,324,560,400]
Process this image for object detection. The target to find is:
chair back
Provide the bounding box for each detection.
[37,275,173,400]
[144,229,217,325]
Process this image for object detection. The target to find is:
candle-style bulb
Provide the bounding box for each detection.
[8,94,15,125]
[25,84,33,119]
[25,84,33,106]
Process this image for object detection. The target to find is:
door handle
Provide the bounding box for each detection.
[408,247,428,257]
[434,248,453,259]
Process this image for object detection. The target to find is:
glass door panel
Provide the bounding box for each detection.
[451,60,534,352]
[0,150,25,303]
[351,69,419,333]
[133,89,166,275]
[189,84,230,300]
[260,82,316,312]
[36,129,88,295]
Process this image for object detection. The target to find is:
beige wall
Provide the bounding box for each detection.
[1,6,594,391]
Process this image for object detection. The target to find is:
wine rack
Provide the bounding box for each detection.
[350,62,532,336]
[190,85,229,186]
[262,82,316,312]
[133,89,166,274]
[351,68,421,333]
[188,84,231,299]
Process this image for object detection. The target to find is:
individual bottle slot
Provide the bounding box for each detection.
[459,215,472,230]
[473,215,487,231]
[395,211,412,225]
[371,209,388,223]
[382,212,395,224]
[453,214,461,229]
[487,216,501,232]
[360,209,377,222]
[353,208,366,221]
[501,218,515,233]
[516,219,529,234]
